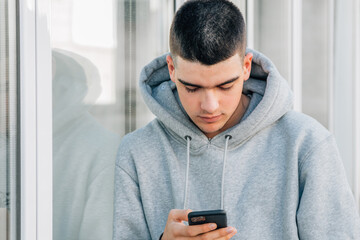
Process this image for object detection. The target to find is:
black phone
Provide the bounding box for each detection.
[188,209,227,229]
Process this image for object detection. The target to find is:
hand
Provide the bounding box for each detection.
[162,209,237,240]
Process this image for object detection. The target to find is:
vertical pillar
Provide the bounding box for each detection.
[291,0,302,112]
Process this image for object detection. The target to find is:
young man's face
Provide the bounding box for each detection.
[167,52,253,138]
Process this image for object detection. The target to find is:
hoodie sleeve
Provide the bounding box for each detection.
[297,135,360,239]
[113,161,151,239]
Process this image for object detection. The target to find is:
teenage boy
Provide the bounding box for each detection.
[113,1,360,239]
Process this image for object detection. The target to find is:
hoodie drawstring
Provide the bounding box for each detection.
[183,135,192,209]
[221,135,232,209]
[183,135,232,210]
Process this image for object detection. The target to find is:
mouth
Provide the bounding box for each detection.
[199,115,222,123]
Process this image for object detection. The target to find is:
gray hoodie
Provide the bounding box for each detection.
[113,49,360,239]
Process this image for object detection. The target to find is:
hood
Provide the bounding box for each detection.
[52,49,102,135]
[139,49,293,150]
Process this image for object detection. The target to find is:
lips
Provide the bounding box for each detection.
[199,115,222,123]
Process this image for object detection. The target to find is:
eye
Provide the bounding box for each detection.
[185,87,198,93]
[219,84,233,91]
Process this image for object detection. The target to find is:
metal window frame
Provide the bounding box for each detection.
[19,0,52,239]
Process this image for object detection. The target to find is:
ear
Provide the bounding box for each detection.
[166,55,176,83]
[243,53,253,81]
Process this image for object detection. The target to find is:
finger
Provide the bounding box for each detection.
[216,227,237,240]
[182,223,218,237]
[168,209,193,222]
[195,226,237,240]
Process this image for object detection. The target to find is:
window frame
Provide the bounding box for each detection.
[19,0,52,239]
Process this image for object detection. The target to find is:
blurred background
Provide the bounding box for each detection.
[1,0,360,239]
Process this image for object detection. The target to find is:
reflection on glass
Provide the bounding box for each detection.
[52,0,173,239]
[52,49,121,240]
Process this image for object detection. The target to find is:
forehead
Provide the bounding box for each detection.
[174,54,243,86]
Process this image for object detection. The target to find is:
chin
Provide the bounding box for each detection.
[200,126,222,136]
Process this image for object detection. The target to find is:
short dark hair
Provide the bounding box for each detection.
[169,0,246,65]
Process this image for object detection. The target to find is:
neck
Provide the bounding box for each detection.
[205,94,250,139]
[227,93,250,126]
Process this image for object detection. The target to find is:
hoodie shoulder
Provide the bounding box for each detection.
[281,111,330,137]
[278,110,333,161]
[115,119,164,179]
[118,120,163,152]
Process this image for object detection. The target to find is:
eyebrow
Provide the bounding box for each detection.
[177,76,239,88]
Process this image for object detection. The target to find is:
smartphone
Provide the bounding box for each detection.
[188,209,227,229]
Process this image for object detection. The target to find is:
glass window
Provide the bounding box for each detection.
[49,0,359,237]
[252,0,331,128]
[302,0,331,128]
[0,0,19,239]
[253,0,291,81]
[51,0,173,239]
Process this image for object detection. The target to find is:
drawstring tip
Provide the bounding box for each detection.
[225,135,232,140]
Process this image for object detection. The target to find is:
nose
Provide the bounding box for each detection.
[201,89,219,113]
